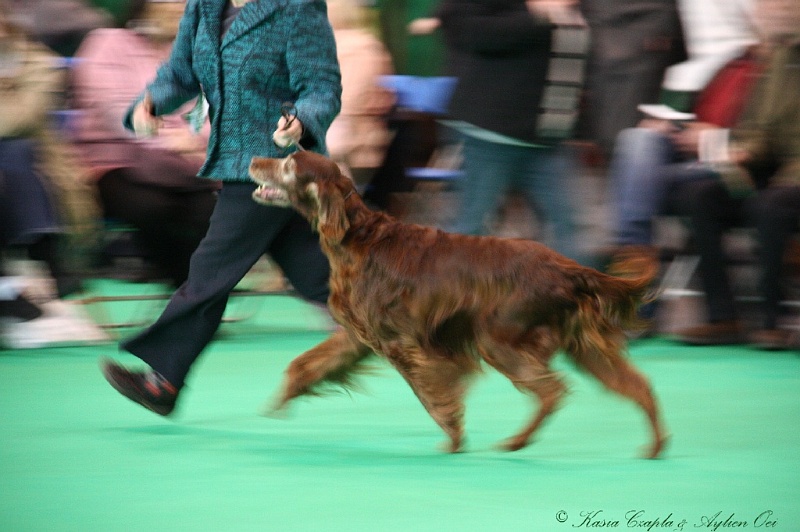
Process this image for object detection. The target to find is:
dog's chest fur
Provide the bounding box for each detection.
[323,219,445,350]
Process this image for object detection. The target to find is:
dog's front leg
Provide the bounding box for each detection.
[265,328,373,415]
[382,342,477,453]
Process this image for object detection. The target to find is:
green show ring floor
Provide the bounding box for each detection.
[1,285,799,531]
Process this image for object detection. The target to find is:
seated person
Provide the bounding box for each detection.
[609,0,760,253]
[1,170,106,349]
[668,21,800,349]
[609,46,762,252]
[69,13,219,288]
[0,11,89,297]
[0,139,61,277]
[611,0,800,349]
[604,0,759,329]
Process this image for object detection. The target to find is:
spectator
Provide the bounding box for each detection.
[326,0,395,190]
[659,0,757,112]
[1,172,106,349]
[70,18,220,288]
[578,0,687,160]
[436,0,589,263]
[670,0,800,349]
[377,0,445,76]
[608,0,759,256]
[0,9,92,297]
[608,0,800,349]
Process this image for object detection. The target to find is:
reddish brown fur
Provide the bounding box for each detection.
[250,151,668,457]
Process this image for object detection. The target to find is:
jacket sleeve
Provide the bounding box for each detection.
[285,0,342,151]
[123,0,203,131]
[731,45,800,187]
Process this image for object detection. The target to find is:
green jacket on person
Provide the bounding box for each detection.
[124,0,342,182]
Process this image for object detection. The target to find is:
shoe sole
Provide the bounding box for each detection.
[100,359,175,416]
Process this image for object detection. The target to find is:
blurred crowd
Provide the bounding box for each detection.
[1,0,799,350]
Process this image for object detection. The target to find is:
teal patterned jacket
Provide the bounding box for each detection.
[123,0,342,182]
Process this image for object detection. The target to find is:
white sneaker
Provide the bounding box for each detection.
[1,300,109,349]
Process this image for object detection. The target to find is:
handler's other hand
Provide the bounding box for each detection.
[132,93,162,138]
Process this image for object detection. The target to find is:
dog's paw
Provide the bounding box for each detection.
[641,434,670,459]
[259,399,291,419]
[496,435,530,452]
[438,438,464,454]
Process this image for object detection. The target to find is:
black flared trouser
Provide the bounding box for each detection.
[121,182,330,388]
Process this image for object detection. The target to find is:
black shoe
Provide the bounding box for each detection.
[748,328,796,351]
[100,358,178,416]
[675,321,745,346]
[0,294,44,321]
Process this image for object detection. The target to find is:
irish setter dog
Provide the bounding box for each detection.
[250,151,667,458]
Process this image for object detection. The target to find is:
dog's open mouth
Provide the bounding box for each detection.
[252,183,291,206]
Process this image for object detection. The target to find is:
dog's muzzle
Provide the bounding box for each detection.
[252,184,291,206]
[249,156,292,206]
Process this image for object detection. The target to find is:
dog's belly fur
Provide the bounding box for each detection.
[328,264,549,361]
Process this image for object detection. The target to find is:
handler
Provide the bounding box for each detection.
[100,0,341,415]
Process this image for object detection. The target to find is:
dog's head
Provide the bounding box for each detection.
[249,151,353,243]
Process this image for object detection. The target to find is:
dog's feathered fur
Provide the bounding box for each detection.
[250,151,667,457]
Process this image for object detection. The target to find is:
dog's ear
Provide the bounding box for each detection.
[312,182,350,244]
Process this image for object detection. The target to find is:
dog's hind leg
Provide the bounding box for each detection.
[503,374,566,452]
[478,336,567,452]
[384,343,478,453]
[268,328,373,414]
[567,335,668,459]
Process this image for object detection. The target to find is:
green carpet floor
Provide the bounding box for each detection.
[1,282,799,531]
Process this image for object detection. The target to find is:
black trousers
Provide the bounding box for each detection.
[750,186,800,329]
[0,138,60,246]
[120,182,330,388]
[667,178,800,329]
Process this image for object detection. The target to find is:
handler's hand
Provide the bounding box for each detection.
[272,115,304,148]
[132,93,162,138]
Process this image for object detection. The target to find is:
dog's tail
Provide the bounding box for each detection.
[603,246,659,317]
[566,248,659,350]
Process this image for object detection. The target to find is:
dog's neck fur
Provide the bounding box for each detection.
[326,191,398,254]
